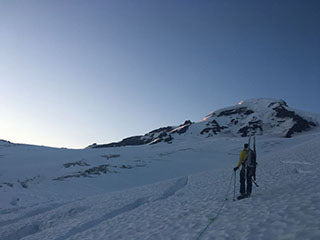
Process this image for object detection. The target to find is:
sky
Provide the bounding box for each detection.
[1,0,319,148]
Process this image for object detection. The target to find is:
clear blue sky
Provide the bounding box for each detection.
[1,0,319,148]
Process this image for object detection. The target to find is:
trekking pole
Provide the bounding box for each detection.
[233,171,236,201]
[251,177,259,187]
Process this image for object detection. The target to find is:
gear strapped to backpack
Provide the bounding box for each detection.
[243,133,258,180]
[243,148,256,167]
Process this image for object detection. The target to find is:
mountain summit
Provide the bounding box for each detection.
[90,98,318,148]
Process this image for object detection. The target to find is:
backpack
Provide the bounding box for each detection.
[244,148,256,168]
[243,148,257,180]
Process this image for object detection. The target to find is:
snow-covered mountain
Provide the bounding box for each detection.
[89,98,318,148]
[1,98,320,240]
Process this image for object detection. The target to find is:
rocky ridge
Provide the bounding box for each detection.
[89,99,318,148]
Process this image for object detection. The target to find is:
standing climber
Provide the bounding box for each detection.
[234,143,256,200]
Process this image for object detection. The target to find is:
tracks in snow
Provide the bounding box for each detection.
[0,176,188,240]
[0,203,65,228]
[55,197,150,240]
[56,176,188,240]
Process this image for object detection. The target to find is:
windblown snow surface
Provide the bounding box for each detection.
[2,97,320,240]
[1,130,320,240]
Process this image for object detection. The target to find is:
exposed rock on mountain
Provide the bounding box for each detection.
[272,104,317,138]
[200,120,226,136]
[89,99,318,148]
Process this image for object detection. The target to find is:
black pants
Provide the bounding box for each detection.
[240,167,253,196]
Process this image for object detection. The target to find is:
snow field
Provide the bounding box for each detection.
[1,131,320,239]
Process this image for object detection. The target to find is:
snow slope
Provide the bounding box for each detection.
[1,131,320,239]
[1,99,320,239]
[0,136,232,207]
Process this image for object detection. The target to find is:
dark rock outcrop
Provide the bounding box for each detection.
[164,135,173,143]
[18,176,41,188]
[218,107,254,117]
[237,119,264,137]
[91,136,150,148]
[268,100,288,108]
[63,160,90,168]
[90,125,175,148]
[149,126,174,134]
[201,120,225,135]
[101,154,120,160]
[273,105,317,138]
[0,182,14,188]
[171,120,192,135]
[54,164,118,180]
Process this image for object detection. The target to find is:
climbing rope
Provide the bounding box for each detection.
[195,171,235,240]
[233,169,236,201]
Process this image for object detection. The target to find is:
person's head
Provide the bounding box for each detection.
[244,143,249,149]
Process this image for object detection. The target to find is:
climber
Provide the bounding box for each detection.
[234,143,256,200]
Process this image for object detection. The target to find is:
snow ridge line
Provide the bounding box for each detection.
[2,222,41,240]
[155,176,189,201]
[0,203,65,228]
[54,176,188,240]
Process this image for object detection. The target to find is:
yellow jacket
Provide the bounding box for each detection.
[236,148,248,167]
